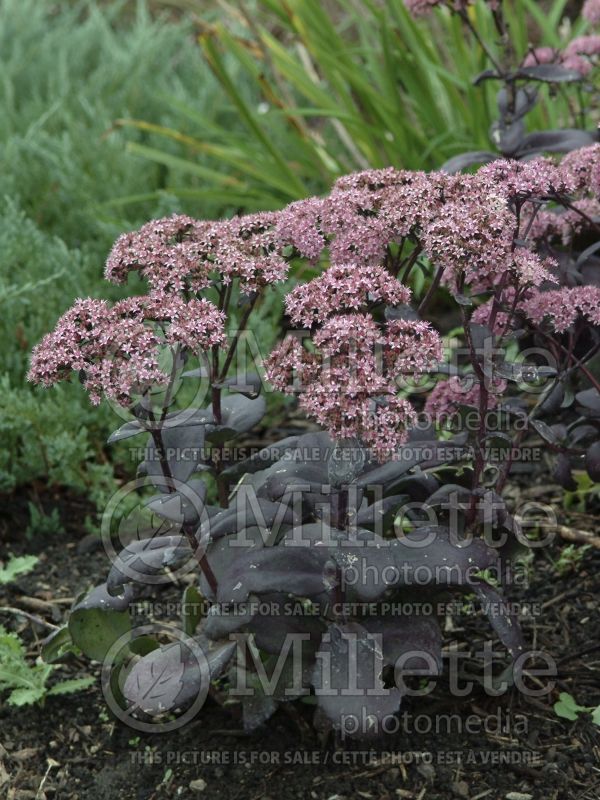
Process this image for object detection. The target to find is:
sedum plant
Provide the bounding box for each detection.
[30,142,600,737]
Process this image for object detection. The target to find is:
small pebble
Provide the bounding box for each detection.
[451,781,469,798]
[505,793,533,800]
[417,763,436,780]
[189,778,207,793]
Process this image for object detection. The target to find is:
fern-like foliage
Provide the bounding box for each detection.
[0,627,94,706]
[0,555,39,585]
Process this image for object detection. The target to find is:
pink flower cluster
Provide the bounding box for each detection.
[422,176,515,288]
[523,200,600,245]
[28,296,226,406]
[277,152,600,295]
[276,168,435,269]
[478,158,574,197]
[265,268,443,460]
[503,146,600,246]
[523,35,600,76]
[583,0,600,25]
[471,303,511,337]
[31,145,600,418]
[473,277,600,342]
[106,211,289,294]
[285,264,411,327]
[560,144,600,195]
[424,377,480,423]
[424,376,505,426]
[521,286,600,333]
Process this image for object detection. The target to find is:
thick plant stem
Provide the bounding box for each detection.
[460,306,490,529]
[334,487,349,532]
[210,384,229,509]
[149,427,218,595]
[182,521,218,597]
[150,428,176,494]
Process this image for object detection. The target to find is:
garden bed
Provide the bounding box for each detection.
[1,485,599,800]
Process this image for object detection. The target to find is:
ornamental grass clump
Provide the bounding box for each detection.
[31,142,600,738]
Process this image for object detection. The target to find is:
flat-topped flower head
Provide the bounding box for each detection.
[285,264,411,328]
[105,214,214,293]
[28,295,226,406]
[564,35,600,58]
[523,286,600,333]
[215,212,289,289]
[106,211,289,295]
[560,144,600,196]
[275,197,326,262]
[422,176,515,288]
[384,319,444,375]
[478,157,574,198]
[265,306,441,461]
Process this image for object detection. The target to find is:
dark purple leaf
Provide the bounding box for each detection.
[355,494,408,530]
[471,582,525,659]
[390,525,498,589]
[107,535,191,594]
[215,372,262,399]
[492,119,525,156]
[515,64,583,83]
[362,614,442,674]
[576,388,600,416]
[569,424,598,445]
[585,441,600,482]
[203,598,258,640]
[162,408,214,428]
[440,151,497,174]
[223,436,300,480]
[356,439,465,490]
[107,420,145,444]
[144,424,208,491]
[198,497,297,542]
[537,381,564,414]
[123,635,235,716]
[242,592,327,655]
[576,240,600,268]
[144,479,207,525]
[496,87,538,120]
[552,454,577,491]
[312,622,402,737]
[198,527,266,600]
[220,394,266,435]
[516,129,596,157]
[530,419,561,445]
[217,546,338,604]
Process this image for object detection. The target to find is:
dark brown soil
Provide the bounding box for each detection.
[1,484,600,800]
